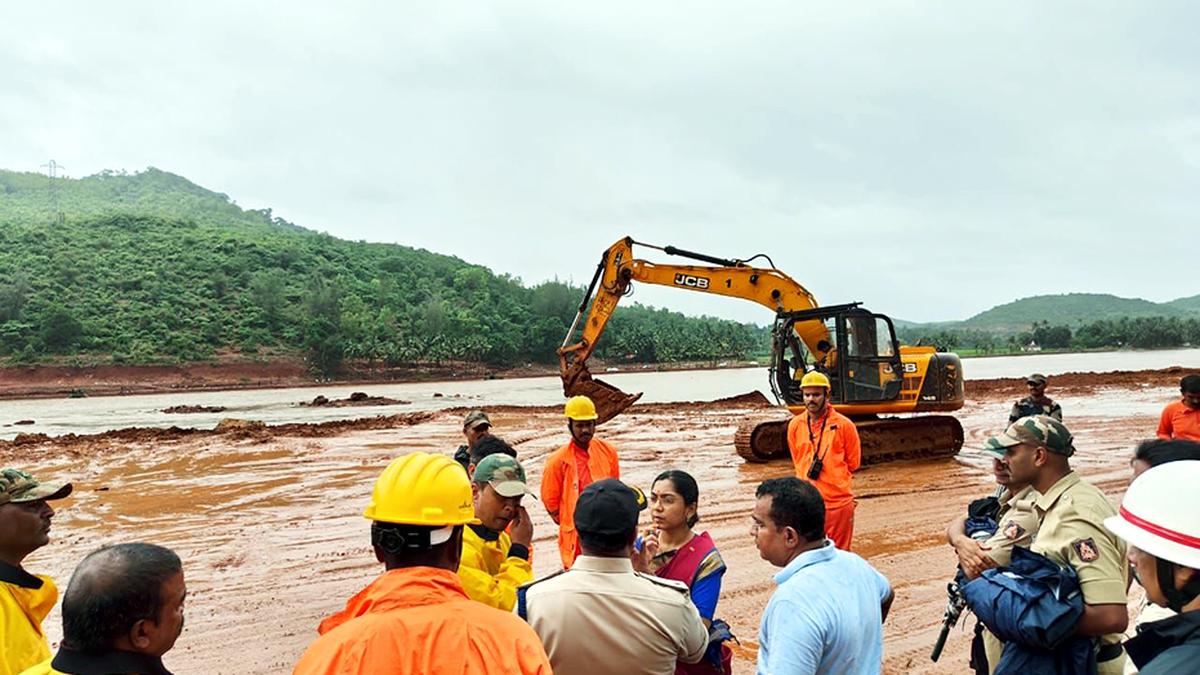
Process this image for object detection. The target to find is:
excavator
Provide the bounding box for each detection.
[557,237,965,465]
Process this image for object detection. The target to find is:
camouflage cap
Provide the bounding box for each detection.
[1026,373,1048,385]
[0,468,72,507]
[473,454,535,498]
[983,415,1075,458]
[463,410,491,430]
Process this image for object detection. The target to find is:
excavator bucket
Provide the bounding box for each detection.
[561,362,643,425]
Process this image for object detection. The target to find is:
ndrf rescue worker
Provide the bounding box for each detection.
[22,543,186,675]
[459,454,535,611]
[785,371,861,550]
[542,395,620,568]
[520,478,708,675]
[1104,460,1200,673]
[293,452,552,675]
[983,416,1129,673]
[0,468,72,675]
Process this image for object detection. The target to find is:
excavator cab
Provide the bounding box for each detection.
[772,304,904,408]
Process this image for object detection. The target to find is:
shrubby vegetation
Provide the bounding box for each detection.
[0,168,766,374]
[900,318,1200,354]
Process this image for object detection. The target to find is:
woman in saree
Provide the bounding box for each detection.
[634,470,732,675]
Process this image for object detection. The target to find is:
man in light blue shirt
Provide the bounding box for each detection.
[752,477,894,675]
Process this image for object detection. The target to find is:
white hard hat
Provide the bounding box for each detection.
[1104,460,1200,570]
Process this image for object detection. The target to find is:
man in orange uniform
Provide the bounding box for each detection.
[1158,374,1200,441]
[786,371,861,550]
[541,395,620,569]
[293,452,552,675]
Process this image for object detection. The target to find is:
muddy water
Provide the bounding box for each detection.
[2,348,1198,440]
[10,379,1172,674]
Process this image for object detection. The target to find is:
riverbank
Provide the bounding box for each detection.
[4,373,1167,674]
[0,357,759,401]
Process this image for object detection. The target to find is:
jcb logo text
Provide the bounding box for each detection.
[673,274,710,290]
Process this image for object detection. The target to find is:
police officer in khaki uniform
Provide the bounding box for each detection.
[948,455,1041,673]
[985,415,1129,674]
[518,479,708,675]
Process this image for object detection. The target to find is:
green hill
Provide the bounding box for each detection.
[1166,294,1200,313]
[0,168,765,372]
[957,293,1197,332]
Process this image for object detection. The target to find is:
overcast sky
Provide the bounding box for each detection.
[3,2,1197,324]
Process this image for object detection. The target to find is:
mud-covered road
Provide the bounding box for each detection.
[2,373,1179,674]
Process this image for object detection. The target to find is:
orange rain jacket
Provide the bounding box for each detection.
[540,438,620,569]
[786,407,861,509]
[292,567,552,675]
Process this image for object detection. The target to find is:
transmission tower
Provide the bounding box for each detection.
[40,159,65,226]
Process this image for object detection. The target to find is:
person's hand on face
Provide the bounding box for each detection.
[509,505,533,547]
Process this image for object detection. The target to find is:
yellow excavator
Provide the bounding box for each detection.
[558,237,965,465]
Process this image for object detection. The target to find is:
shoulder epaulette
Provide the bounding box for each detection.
[635,572,691,594]
[517,569,569,621]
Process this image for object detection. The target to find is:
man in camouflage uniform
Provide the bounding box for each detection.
[453,410,493,470]
[947,448,1040,673]
[1008,373,1063,424]
[984,416,1129,674]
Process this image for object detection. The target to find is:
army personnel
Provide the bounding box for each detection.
[984,416,1129,674]
[1008,373,1063,423]
[0,468,72,675]
[948,441,1041,673]
[519,479,708,675]
[454,410,494,470]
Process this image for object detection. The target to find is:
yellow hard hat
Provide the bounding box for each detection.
[564,395,599,421]
[363,452,480,526]
[799,371,831,389]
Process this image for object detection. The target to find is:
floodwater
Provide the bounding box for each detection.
[4,375,1174,674]
[2,347,1198,440]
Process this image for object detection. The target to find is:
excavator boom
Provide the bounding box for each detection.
[557,237,965,463]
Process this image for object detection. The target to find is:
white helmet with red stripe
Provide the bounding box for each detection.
[1106,460,1200,612]
[1106,460,1200,569]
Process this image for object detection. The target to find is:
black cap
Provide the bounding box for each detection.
[573,479,647,536]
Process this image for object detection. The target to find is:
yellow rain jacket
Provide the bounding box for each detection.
[459,525,533,611]
[1,563,57,675]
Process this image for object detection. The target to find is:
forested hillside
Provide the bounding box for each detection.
[0,168,766,373]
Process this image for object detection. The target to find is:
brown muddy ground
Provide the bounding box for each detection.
[2,374,1173,674]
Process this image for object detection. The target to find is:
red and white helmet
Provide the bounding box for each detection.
[1105,460,1200,570]
[1106,460,1200,612]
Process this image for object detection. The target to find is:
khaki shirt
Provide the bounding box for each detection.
[983,485,1040,567]
[1031,471,1128,663]
[520,556,708,675]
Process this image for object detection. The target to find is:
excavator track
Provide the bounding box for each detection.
[735,414,964,465]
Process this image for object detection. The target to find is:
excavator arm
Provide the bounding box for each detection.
[558,236,831,422]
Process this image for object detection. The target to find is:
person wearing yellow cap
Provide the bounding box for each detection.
[541,395,621,569]
[293,452,552,675]
[0,468,72,675]
[785,371,862,551]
